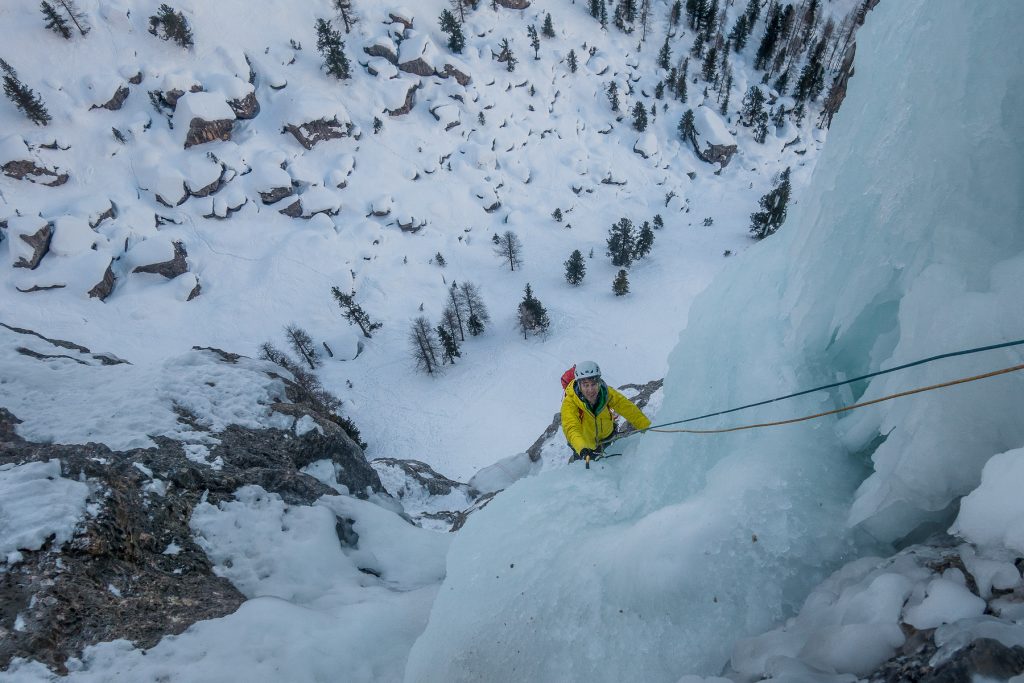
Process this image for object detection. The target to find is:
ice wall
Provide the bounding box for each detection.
[404,2,1024,680]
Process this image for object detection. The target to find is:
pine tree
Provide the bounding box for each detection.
[772,68,790,96]
[606,81,620,112]
[316,18,351,79]
[669,0,682,27]
[410,317,443,375]
[719,70,732,115]
[331,286,382,337]
[333,0,357,33]
[439,9,465,53]
[552,208,563,222]
[600,0,609,29]
[701,44,718,83]
[40,2,71,39]
[606,217,636,268]
[744,0,761,25]
[450,0,467,23]
[434,252,447,267]
[631,101,648,131]
[740,85,765,126]
[794,39,826,102]
[653,214,664,230]
[749,167,791,239]
[678,108,697,149]
[517,283,550,338]
[753,110,769,143]
[527,24,540,60]
[497,38,518,72]
[444,285,467,340]
[0,59,51,126]
[542,13,555,38]
[771,104,786,128]
[285,324,321,370]
[567,49,578,73]
[634,221,654,259]
[564,249,586,286]
[728,14,749,52]
[458,282,490,336]
[437,325,461,364]
[590,0,601,19]
[612,269,630,296]
[53,0,90,36]
[148,4,193,48]
[657,35,672,70]
[494,230,524,271]
[754,2,782,71]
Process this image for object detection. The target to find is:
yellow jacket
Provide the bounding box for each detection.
[561,379,651,454]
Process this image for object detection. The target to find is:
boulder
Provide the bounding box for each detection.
[228,91,260,119]
[364,37,399,65]
[87,259,116,301]
[90,85,130,111]
[132,240,189,279]
[278,199,303,218]
[284,117,351,150]
[173,92,236,149]
[440,63,472,86]
[12,220,53,270]
[387,82,419,117]
[2,160,69,186]
[388,11,414,31]
[495,0,531,7]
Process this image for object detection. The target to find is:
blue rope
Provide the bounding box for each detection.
[646,337,1024,431]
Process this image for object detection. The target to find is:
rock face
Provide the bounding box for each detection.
[87,259,117,301]
[698,142,738,168]
[91,85,130,111]
[259,186,293,204]
[13,222,53,270]
[284,117,351,149]
[132,240,189,279]
[2,160,69,186]
[228,91,260,120]
[184,118,234,148]
[440,64,471,86]
[0,341,390,674]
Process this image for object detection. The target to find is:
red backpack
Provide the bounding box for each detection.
[560,365,576,392]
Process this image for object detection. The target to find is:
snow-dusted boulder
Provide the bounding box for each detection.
[155,73,202,109]
[388,9,415,31]
[440,59,472,86]
[367,58,399,79]
[86,75,130,111]
[495,0,530,8]
[207,74,259,120]
[183,157,226,197]
[282,98,352,149]
[138,156,188,207]
[634,131,659,159]
[130,240,189,279]
[50,216,98,257]
[383,79,419,116]
[199,185,248,220]
[364,35,399,64]
[299,187,343,218]
[370,195,394,217]
[398,33,443,77]
[692,105,738,168]
[396,212,426,233]
[430,102,460,130]
[8,216,52,270]
[0,135,68,186]
[174,92,236,148]
[251,162,293,204]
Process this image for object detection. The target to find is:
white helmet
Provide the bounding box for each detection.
[575,361,601,380]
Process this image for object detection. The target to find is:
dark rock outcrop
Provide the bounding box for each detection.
[387,83,419,117]
[228,91,260,120]
[87,259,117,301]
[132,241,188,279]
[284,117,351,149]
[278,199,303,217]
[259,186,293,204]
[14,223,53,270]
[495,0,531,7]
[90,85,130,111]
[364,42,398,65]
[184,118,233,149]
[2,160,69,186]
[440,64,472,86]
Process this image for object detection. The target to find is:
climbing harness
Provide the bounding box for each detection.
[599,338,1024,447]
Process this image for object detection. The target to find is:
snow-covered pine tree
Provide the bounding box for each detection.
[613,269,630,296]
[410,317,443,375]
[527,24,540,59]
[567,49,578,73]
[444,285,467,341]
[632,101,648,131]
[740,85,765,126]
[434,252,447,267]
[316,18,351,79]
[749,167,791,239]
[754,110,770,143]
[606,218,636,268]
[0,59,51,126]
[458,282,490,336]
[148,4,193,49]
[658,35,672,70]
[729,14,749,52]
[542,13,555,38]
[701,44,718,83]
[40,2,71,39]
[53,0,89,36]
[564,249,586,286]
[331,286,382,337]
[678,108,698,149]
[606,81,620,112]
[498,38,517,72]
[754,2,783,71]
[634,221,654,259]
[285,324,321,370]
[517,284,550,338]
[437,325,461,365]
[440,9,465,53]
[653,214,664,230]
[494,231,524,271]
[590,0,601,19]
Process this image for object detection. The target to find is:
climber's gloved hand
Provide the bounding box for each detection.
[579,448,595,461]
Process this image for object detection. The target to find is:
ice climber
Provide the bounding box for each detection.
[561,361,651,464]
